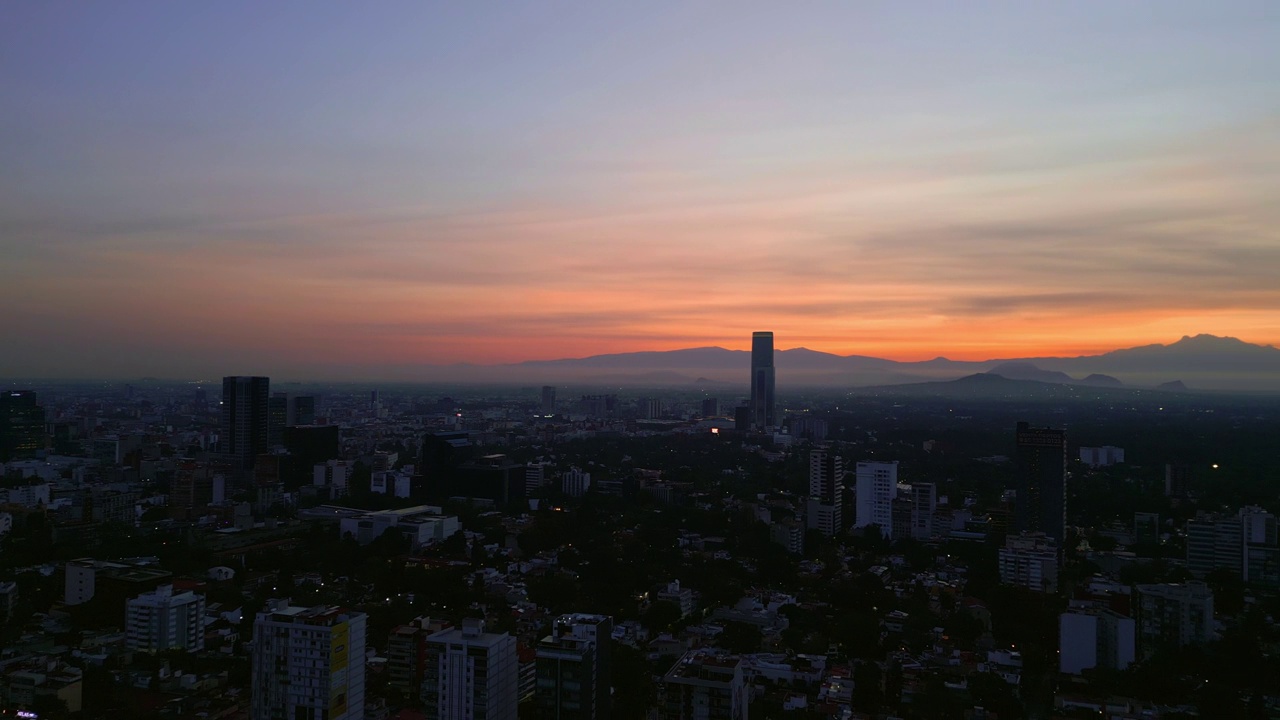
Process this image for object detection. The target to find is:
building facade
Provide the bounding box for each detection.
[1135,582,1214,658]
[0,390,44,462]
[422,619,518,720]
[251,603,367,720]
[534,614,612,720]
[998,533,1059,593]
[126,584,206,653]
[658,649,749,720]
[1059,608,1135,674]
[806,449,843,537]
[221,376,270,471]
[854,461,897,537]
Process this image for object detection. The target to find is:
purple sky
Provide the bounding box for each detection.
[2,2,1278,379]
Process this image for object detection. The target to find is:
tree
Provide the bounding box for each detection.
[717,621,762,654]
[644,601,683,634]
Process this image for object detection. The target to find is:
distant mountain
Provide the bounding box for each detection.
[1157,380,1189,391]
[401,334,1280,391]
[1079,373,1124,387]
[988,362,1075,384]
[856,373,1125,400]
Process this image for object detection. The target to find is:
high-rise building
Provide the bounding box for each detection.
[251,602,367,720]
[657,649,749,720]
[1014,422,1067,542]
[221,376,270,471]
[999,533,1059,593]
[0,390,45,461]
[1242,506,1280,587]
[1164,462,1190,497]
[525,462,548,496]
[423,619,518,720]
[700,398,719,417]
[126,584,206,654]
[269,393,317,446]
[855,461,897,537]
[541,386,557,414]
[749,331,775,429]
[1059,608,1135,675]
[288,395,316,426]
[910,483,937,540]
[562,468,592,498]
[170,460,227,510]
[1188,507,1280,586]
[806,449,843,537]
[534,614,612,720]
[388,617,452,698]
[1135,582,1214,658]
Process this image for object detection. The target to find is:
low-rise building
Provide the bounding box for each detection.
[657,649,749,720]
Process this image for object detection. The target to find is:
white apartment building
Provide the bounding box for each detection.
[422,619,518,720]
[251,602,367,720]
[855,461,898,537]
[126,584,206,653]
[999,533,1059,593]
[561,468,592,498]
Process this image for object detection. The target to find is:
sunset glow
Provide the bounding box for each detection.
[2,3,1278,379]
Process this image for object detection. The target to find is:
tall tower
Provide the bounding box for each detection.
[749,331,776,429]
[1015,422,1068,542]
[221,376,270,471]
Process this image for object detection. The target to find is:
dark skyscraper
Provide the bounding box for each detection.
[221,376,270,471]
[0,391,45,461]
[541,385,556,414]
[750,331,776,429]
[1014,421,1067,542]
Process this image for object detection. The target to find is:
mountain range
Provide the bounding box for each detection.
[407,335,1280,391]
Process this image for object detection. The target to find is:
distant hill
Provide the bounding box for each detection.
[1079,373,1124,387]
[988,362,1075,384]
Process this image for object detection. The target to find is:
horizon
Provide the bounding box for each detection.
[3,4,1279,378]
[1,332,1274,384]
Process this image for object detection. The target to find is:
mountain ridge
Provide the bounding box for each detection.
[483,334,1280,391]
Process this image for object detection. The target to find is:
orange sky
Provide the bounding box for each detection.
[2,4,1278,379]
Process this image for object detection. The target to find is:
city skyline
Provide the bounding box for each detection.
[3,3,1279,379]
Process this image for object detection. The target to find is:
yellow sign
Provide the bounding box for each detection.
[330,621,349,716]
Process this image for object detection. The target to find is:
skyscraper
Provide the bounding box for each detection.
[0,390,44,461]
[541,386,557,414]
[1014,422,1068,542]
[251,603,367,720]
[749,331,775,429]
[221,376,270,471]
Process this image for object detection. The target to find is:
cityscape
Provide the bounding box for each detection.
[2,327,1279,719]
[3,3,1280,720]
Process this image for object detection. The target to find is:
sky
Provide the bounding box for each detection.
[2,2,1279,379]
